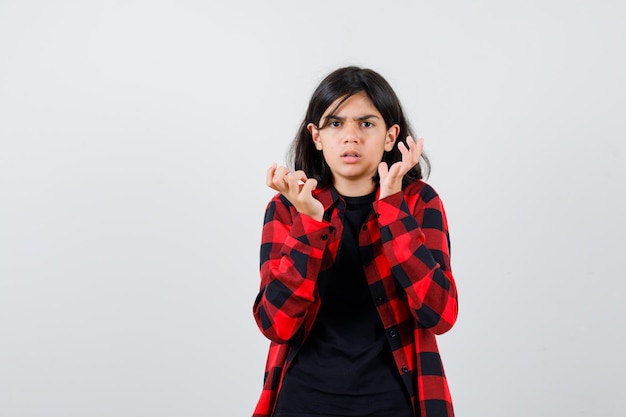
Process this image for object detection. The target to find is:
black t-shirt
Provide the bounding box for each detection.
[274,192,413,417]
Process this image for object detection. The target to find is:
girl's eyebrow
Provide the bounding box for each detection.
[326,114,381,121]
[355,114,380,121]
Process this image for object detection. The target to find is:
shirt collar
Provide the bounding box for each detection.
[312,185,340,212]
[313,185,380,211]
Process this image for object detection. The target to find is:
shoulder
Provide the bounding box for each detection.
[268,192,292,208]
[403,180,442,204]
[404,181,450,231]
[263,193,295,225]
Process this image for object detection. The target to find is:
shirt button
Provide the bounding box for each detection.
[321,234,328,240]
[376,296,384,302]
[401,366,409,373]
[361,225,368,231]
[389,330,397,337]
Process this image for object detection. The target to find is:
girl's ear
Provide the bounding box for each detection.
[384,124,400,152]
[308,123,323,150]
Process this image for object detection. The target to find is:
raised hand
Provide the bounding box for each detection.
[378,136,424,199]
[266,163,324,221]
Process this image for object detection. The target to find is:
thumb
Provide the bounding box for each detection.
[301,178,318,195]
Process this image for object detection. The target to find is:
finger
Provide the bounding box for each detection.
[291,170,309,182]
[414,137,424,157]
[408,135,423,150]
[398,140,409,157]
[266,163,278,187]
[407,135,422,150]
[411,137,424,165]
[404,136,423,167]
[285,170,308,190]
[300,178,318,196]
[378,161,389,178]
[274,166,289,182]
[272,166,291,191]
[405,136,418,163]
[397,140,410,167]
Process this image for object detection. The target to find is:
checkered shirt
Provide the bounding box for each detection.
[253,180,458,417]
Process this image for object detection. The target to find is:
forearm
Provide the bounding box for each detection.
[375,189,458,334]
[253,205,333,343]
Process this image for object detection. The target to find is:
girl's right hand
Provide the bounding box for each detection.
[266,163,324,221]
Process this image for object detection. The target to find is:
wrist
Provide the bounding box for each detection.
[379,186,401,200]
[295,205,324,222]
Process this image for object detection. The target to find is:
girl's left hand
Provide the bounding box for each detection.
[378,136,423,199]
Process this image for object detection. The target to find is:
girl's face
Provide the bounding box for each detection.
[308,91,399,196]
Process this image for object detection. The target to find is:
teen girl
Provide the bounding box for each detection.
[253,66,458,417]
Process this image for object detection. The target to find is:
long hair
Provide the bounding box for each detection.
[288,66,430,189]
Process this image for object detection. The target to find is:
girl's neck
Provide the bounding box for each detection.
[332,179,377,197]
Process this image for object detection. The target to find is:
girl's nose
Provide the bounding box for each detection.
[342,123,359,143]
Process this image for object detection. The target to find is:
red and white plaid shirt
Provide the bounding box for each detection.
[253,180,458,417]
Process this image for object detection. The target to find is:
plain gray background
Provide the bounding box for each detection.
[2,1,625,416]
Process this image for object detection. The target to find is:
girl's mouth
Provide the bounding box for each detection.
[341,152,361,163]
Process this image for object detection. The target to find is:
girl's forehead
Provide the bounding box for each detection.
[323,92,379,117]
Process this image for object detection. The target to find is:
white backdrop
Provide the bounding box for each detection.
[1,1,625,416]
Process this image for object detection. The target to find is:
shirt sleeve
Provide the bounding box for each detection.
[253,194,335,344]
[374,184,458,334]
